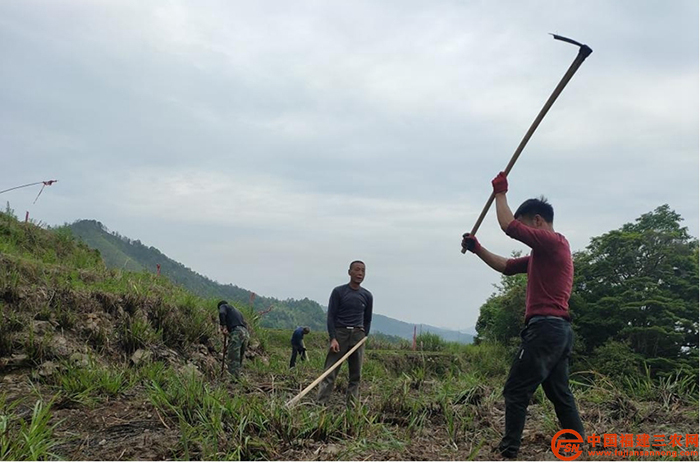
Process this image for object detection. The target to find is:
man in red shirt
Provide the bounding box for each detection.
[462,172,585,459]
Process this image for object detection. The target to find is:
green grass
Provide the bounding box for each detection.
[0,396,60,461]
[50,359,137,406]
[0,212,102,270]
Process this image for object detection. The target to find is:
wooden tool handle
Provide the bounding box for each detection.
[285,335,368,409]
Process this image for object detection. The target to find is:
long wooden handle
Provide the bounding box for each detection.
[285,335,368,409]
[220,334,228,376]
[462,41,592,253]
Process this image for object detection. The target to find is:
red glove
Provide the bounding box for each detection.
[461,233,481,253]
[492,171,508,194]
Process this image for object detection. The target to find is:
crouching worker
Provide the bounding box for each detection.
[290,326,310,368]
[218,300,249,381]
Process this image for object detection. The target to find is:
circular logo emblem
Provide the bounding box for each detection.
[551,429,584,461]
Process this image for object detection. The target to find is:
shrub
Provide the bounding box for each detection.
[117,313,158,355]
[590,340,644,379]
[416,332,445,352]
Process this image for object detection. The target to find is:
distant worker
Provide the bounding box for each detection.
[290,326,310,368]
[317,260,373,406]
[218,300,250,381]
[461,172,585,459]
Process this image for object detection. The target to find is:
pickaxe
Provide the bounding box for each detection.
[462,34,592,253]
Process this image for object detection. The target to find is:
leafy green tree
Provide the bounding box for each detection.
[573,205,698,375]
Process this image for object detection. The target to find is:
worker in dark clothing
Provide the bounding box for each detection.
[462,172,585,459]
[218,300,249,381]
[317,260,373,406]
[290,326,310,368]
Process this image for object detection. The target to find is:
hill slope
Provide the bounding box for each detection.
[67,219,473,343]
[67,220,326,331]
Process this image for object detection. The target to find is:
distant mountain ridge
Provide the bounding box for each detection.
[67,220,473,344]
[371,315,474,344]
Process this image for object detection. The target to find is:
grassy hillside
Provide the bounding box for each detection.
[67,219,327,331]
[1,213,697,460]
[67,219,473,343]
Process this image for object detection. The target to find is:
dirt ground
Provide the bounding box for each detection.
[3,343,698,461]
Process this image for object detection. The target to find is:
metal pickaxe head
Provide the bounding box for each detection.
[550,33,593,59]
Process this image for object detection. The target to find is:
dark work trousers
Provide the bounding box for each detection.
[498,317,585,458]
[289,342,307,368]
[316,327,365,405]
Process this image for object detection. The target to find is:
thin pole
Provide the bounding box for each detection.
[0,180,58,205]
[285,336,368,409]
[221,333,228,376]
[0,181,45,195]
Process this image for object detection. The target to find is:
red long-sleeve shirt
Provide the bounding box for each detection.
[503,220,573,322]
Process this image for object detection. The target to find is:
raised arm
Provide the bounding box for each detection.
[476,245,510,273]
[462,234,509,273]
[462,233,530,275]
[492,172,514,232]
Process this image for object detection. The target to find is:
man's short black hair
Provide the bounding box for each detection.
[349,260,365,270]
[217,300,228,308]
[514,196,554,223]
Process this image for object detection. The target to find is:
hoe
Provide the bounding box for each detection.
[462,34,592,252]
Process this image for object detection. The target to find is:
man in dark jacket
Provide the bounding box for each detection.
[317,260,373,406]
[462,172,585,459]
[290,326,310,368]
[218,300,249,380]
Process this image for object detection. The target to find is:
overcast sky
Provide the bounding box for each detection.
[1,1,697,331]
